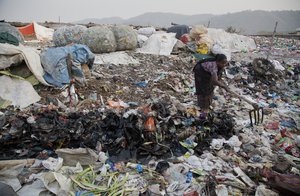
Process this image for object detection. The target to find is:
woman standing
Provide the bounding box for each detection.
[194,54,230,117]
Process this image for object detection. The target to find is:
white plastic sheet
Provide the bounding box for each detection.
[270,59,285,71]
[0,75,41,108]
[137,27,156,37]
[55,148,98,166]
[33,22,54,41]
[211,43,232,60]
[0,164,24,192]
[17,172,71,196]
[208,28,256,53]
[0,43,49,85]
[94,51,139,65]
[137,33,177,56]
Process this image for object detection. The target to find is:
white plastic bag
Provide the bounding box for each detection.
[137,27,156,37]
[211,43,232,61]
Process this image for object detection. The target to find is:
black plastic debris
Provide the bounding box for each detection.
[155,161,170,174]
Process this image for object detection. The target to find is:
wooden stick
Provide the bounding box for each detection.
[229,90,256,106]
[0,159,35,169]
[233,167,256,188]
[267,21,278,60]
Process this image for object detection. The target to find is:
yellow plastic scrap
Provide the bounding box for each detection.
[196,43,209,54]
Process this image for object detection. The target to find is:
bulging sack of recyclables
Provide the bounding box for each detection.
[53,25,87,46]
[81,26,117,53]
[111,25,138,51]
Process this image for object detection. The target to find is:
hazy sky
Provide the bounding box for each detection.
[0,0,299,22]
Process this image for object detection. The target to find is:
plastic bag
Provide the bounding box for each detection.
[180,34,190,44]
[107,100,129,109]
[196,43,209,54]
[145,116,156,132]
[274,137,295,152]
[137,27,156,37]
[211,42,231,60]
[137,34,148,47]
[265,121,280,130]
[190,25,208,41]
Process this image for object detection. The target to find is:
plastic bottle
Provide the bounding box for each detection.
[136,164,143,173]
[186,171,193,183]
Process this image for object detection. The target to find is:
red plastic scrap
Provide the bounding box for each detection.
[265,121,279,130]
[145,116,156,132]
[260,167,300,194]
[183,191,200,196]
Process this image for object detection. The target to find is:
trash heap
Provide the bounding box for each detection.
[0,22,300,195]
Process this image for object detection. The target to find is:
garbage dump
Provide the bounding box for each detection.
[0,23,300,195]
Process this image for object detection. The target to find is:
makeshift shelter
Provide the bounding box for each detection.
[18,22,54,41]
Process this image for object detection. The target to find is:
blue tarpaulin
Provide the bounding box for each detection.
[41,44,95,87]
[167,25,190,39]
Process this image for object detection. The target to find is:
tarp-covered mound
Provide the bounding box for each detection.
[81,26,117,53]
[111,25,138,51]
[53,25,87,47]
[137,33,178,56]
[0,43,49,108]
[18,22,54,41]
[167,25,190,39]
[188,25,256,60]
[0,22,24,42]
[0,43,49,85]
[208,28,256,53]
[41,44,95,87]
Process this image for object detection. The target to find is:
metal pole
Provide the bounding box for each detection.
[207,20,210,28]
[267,21,278,59]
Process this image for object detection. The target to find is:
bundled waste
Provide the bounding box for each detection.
[53,25,138,54]
[111,25,138,51]
[53,25,87,46]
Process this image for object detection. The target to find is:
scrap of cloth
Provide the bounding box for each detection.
[0,32,19,46]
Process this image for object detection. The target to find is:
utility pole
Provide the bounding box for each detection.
[207,20,210,28]
[267,21,278,60]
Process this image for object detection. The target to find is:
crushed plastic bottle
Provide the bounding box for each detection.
[136,164,143,173]
[186,171,193,183]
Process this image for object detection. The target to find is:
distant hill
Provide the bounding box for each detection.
[76,17,123,25]
[75,10,300,34]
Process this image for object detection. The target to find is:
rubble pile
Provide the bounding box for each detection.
[0,21,300,195]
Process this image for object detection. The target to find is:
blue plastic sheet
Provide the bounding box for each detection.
[41,44,95,87]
